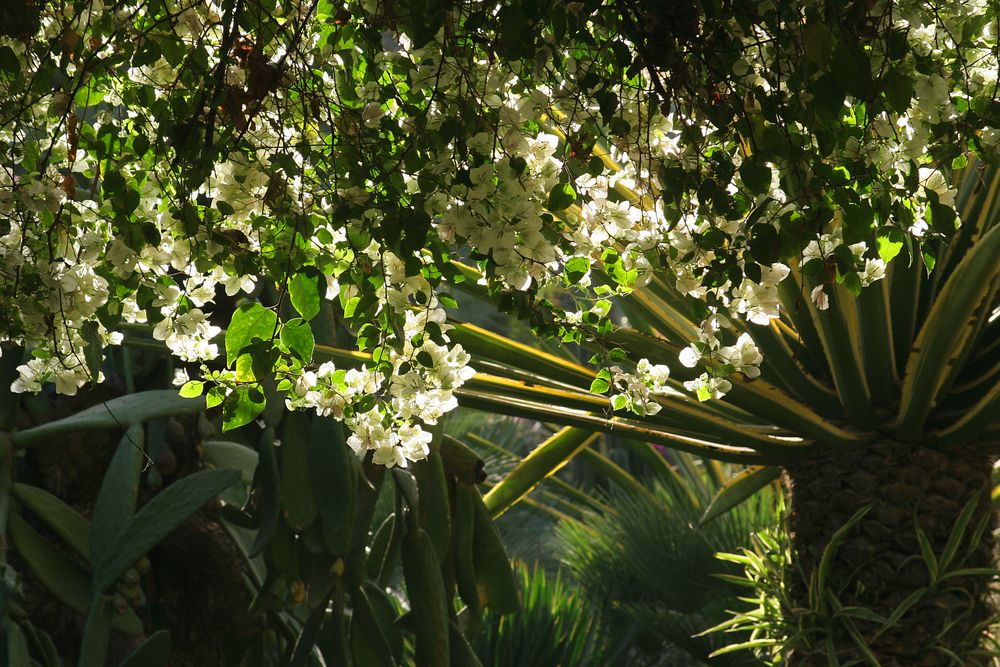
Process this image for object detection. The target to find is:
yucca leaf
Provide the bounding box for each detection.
[895,223,1000,438]
[449,322,595,388]
[462,432,611,513]
[700,466,781,525]
[483,427,600,518]
[777,273,833,376]
[887,251,924,377]
[934,377,1000,445]
[800,274,876,427]
[751,321,839,411]
[725,380,867,447]
[456,389,772,463]
[856,276,899,406]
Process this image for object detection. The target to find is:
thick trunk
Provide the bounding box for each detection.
[784,441,997,666]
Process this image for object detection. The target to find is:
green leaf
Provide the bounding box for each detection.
[546,183,577,211]
[79,596,114,667]
[308,416,354,555]
[13,483,91,560]
[564,256,589,283]
[91,424,145,574]
[876,227,905,263]
[120,630,171,667]
[81,321,103,384]
[832,40,872,98]
[12,390,204,449]
[225,302,277,366]
[279,411,318,531]
[483,426,599,518]
[92,468,240,593]
[7,514,142,636]
[206,386,225,409]
[222,385,267,432]
[589,376,610,394]
[289,270,322,321]
[803,22,832,66]
[178,380,204,398]
[739,159,772,196]
[280,318,315,363]
[700,466,780,524]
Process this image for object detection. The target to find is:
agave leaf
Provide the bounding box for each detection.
[888,251,924,377]
[700,466,781,525]
[724,380,866,447]
[12,391,204,449]
[483,427,600,518]
[895,222,1000,438]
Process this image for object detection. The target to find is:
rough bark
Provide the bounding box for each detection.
[784,441,997,666]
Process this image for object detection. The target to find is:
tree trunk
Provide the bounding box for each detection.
[784,441,997,666]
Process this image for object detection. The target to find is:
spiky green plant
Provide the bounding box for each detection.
[472,562,613,667]
[558,473,775,666]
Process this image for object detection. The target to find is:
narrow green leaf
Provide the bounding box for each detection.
[483,426,599,518]
[78,596,113,667]
[700,466,780,525]
[7,513,141,636]
[308,416,354,555]
[12,484,91,561]
[91,424,145,575]
[915,524,938,581]
[402,527,451,667]
[279,411,317,531]
[120,630,171,667]
[896,223,1000,436]
[469,487,518,614]
[250,427,281,557]
[92,469,240,593]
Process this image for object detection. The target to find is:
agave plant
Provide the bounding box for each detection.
[399,163,1000,663]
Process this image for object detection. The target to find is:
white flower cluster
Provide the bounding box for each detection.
[283,248,476,468]
[679,316,764,401]
[608,359,672,416]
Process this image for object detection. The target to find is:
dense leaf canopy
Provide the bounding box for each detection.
[1,0,997,465]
